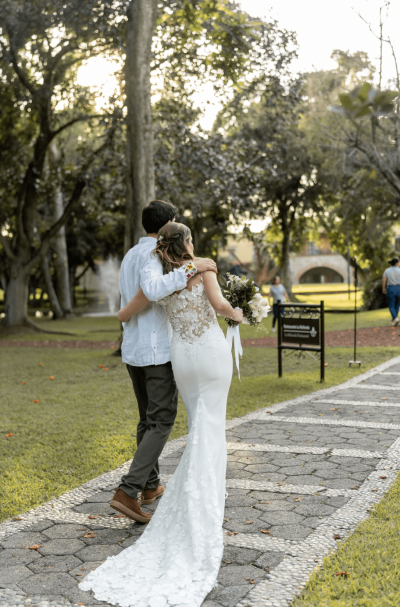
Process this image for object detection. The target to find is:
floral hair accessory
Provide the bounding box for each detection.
[157,235,164,242]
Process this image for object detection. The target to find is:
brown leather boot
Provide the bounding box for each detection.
[141,485,165,505]
[110,488,152,524]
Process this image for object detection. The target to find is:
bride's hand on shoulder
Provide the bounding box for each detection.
[193,257,217,274]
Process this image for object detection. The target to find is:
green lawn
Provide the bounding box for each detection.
[0,315,122,342]
[295,291,364,310]
[0,306,393,344]
[216,308,392,339]
[292,284,360,293]
[261,282,365,310]
[294,473,400,607]
[293,283,364,310]
[1,344,398,522]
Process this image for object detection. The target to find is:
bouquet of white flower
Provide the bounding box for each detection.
[222,274,270,379]
[223,274,271,327]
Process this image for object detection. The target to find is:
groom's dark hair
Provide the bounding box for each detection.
[142,200,177,234]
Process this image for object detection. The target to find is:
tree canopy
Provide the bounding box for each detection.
[1,1,400,326]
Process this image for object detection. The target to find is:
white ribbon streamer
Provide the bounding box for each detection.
[226,309,243,380]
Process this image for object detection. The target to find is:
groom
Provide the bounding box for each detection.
[111,200,217,523]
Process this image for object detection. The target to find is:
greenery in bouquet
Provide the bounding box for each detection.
[222,273,271,328]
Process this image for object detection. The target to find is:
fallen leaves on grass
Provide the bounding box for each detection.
[34,399,40,403]
[49,376,55,380]
[105,367,109,371]
[336,572,349,577]
[99,365,104,369]
[5,433,13,437]
[22,382,26,385]
[324,363,329,367]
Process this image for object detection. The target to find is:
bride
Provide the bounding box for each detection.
[80,222,243,607]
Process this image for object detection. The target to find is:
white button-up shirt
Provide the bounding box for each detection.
[120,237,189,367]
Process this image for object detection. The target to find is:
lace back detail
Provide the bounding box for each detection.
[159,282,219,345]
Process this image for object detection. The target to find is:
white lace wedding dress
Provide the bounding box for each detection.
[80,278,233,607]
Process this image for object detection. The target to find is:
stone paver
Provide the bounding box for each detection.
[43,524,90,540]
[0,533,48,549]
[76,544,123,562]
[1,355,400,607]
[28,555,83,574]
[37,539,86,556]
[0,566,33,586]
[68,561,103,580]
[18,572,76,594]
[0,548,42,568]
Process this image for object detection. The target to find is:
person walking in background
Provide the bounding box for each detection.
[268,276,289,332]
[382,257,400,326]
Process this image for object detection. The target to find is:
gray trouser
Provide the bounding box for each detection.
[120,362,178,499]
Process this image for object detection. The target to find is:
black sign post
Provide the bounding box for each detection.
[349,256,361,368]
[277,300,325,382]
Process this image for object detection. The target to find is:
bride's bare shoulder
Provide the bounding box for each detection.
[186,274,202,290]
[202,270,218,282]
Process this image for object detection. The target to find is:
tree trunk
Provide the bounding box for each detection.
[0,273,7,296]
[41,254,64,319]
[53,187,73,315]
[280,213,292,295]
[2,263,30,327]
[49,143,73,316]
[124,0,157,254]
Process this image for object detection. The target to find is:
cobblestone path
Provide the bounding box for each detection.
[2,356,400,607]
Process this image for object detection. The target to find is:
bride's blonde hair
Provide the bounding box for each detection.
[153,222,193,274]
